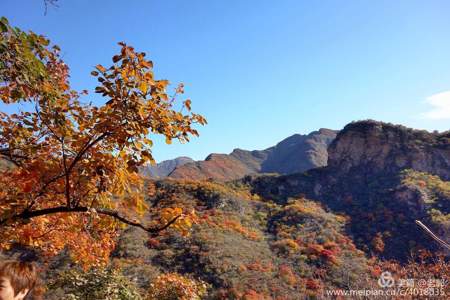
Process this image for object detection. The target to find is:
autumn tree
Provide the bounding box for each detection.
[0,17,206,267]
[146,273,208,300]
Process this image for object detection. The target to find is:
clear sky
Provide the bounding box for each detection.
[2,0,450,162]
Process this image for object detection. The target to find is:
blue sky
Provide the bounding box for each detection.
[2,0,450,162]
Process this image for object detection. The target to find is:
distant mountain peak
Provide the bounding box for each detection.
[167,128,338,181]
[140,156,194,178]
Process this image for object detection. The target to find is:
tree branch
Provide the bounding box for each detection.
[25,173,66,211]
[57,132,110,208]
[60,137,71,207]
[0,206,180,234]
[415,220,450,251]
[35,105,64,144]
[66,132,110,176]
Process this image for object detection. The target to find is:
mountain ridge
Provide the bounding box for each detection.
[166,128,338,181]
[140,156,194,178]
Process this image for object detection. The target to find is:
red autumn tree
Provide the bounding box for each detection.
[0,17,206,267]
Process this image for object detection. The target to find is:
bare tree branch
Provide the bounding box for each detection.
[0,206,181,234]
[43,0,59,15]
[415,220,450,251]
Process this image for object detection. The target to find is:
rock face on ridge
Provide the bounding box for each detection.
[327,120,450,180]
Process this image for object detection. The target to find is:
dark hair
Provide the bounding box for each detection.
[0,260,44,300]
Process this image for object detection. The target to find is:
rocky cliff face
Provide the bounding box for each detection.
[327,120,450,180]
[168,129,338,181]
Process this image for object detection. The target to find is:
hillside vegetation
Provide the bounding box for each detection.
[36,175,449,298]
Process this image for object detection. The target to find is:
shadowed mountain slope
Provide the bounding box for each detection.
[168,128,337,181]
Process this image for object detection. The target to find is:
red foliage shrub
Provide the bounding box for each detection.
[246,261,273,273]
[305,243,324,255]
[319,249,338,264]
[371,265,382,277]
[243,289,272,300]
[305,278,321,290]
[147,238,161,249]
[278,264,297,286]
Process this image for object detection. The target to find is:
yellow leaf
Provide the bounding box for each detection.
[143,138,153,147]
[183,218,192,228]
[96,64,106,73]
[139,81,148,94]
[121,69,128,82]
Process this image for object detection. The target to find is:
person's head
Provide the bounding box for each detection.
[0,261,40,300]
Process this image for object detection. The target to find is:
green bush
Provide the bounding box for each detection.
[46,267,143,300]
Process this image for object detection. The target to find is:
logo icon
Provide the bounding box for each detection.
[378,271,395,288]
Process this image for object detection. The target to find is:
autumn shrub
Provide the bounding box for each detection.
[305,278,321,290]
[146,272,208,300]
[245,261,274,273]
[241,289,272,300]
[271,238,300,255]
[46,267,143,300]
[277,264,297,286]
